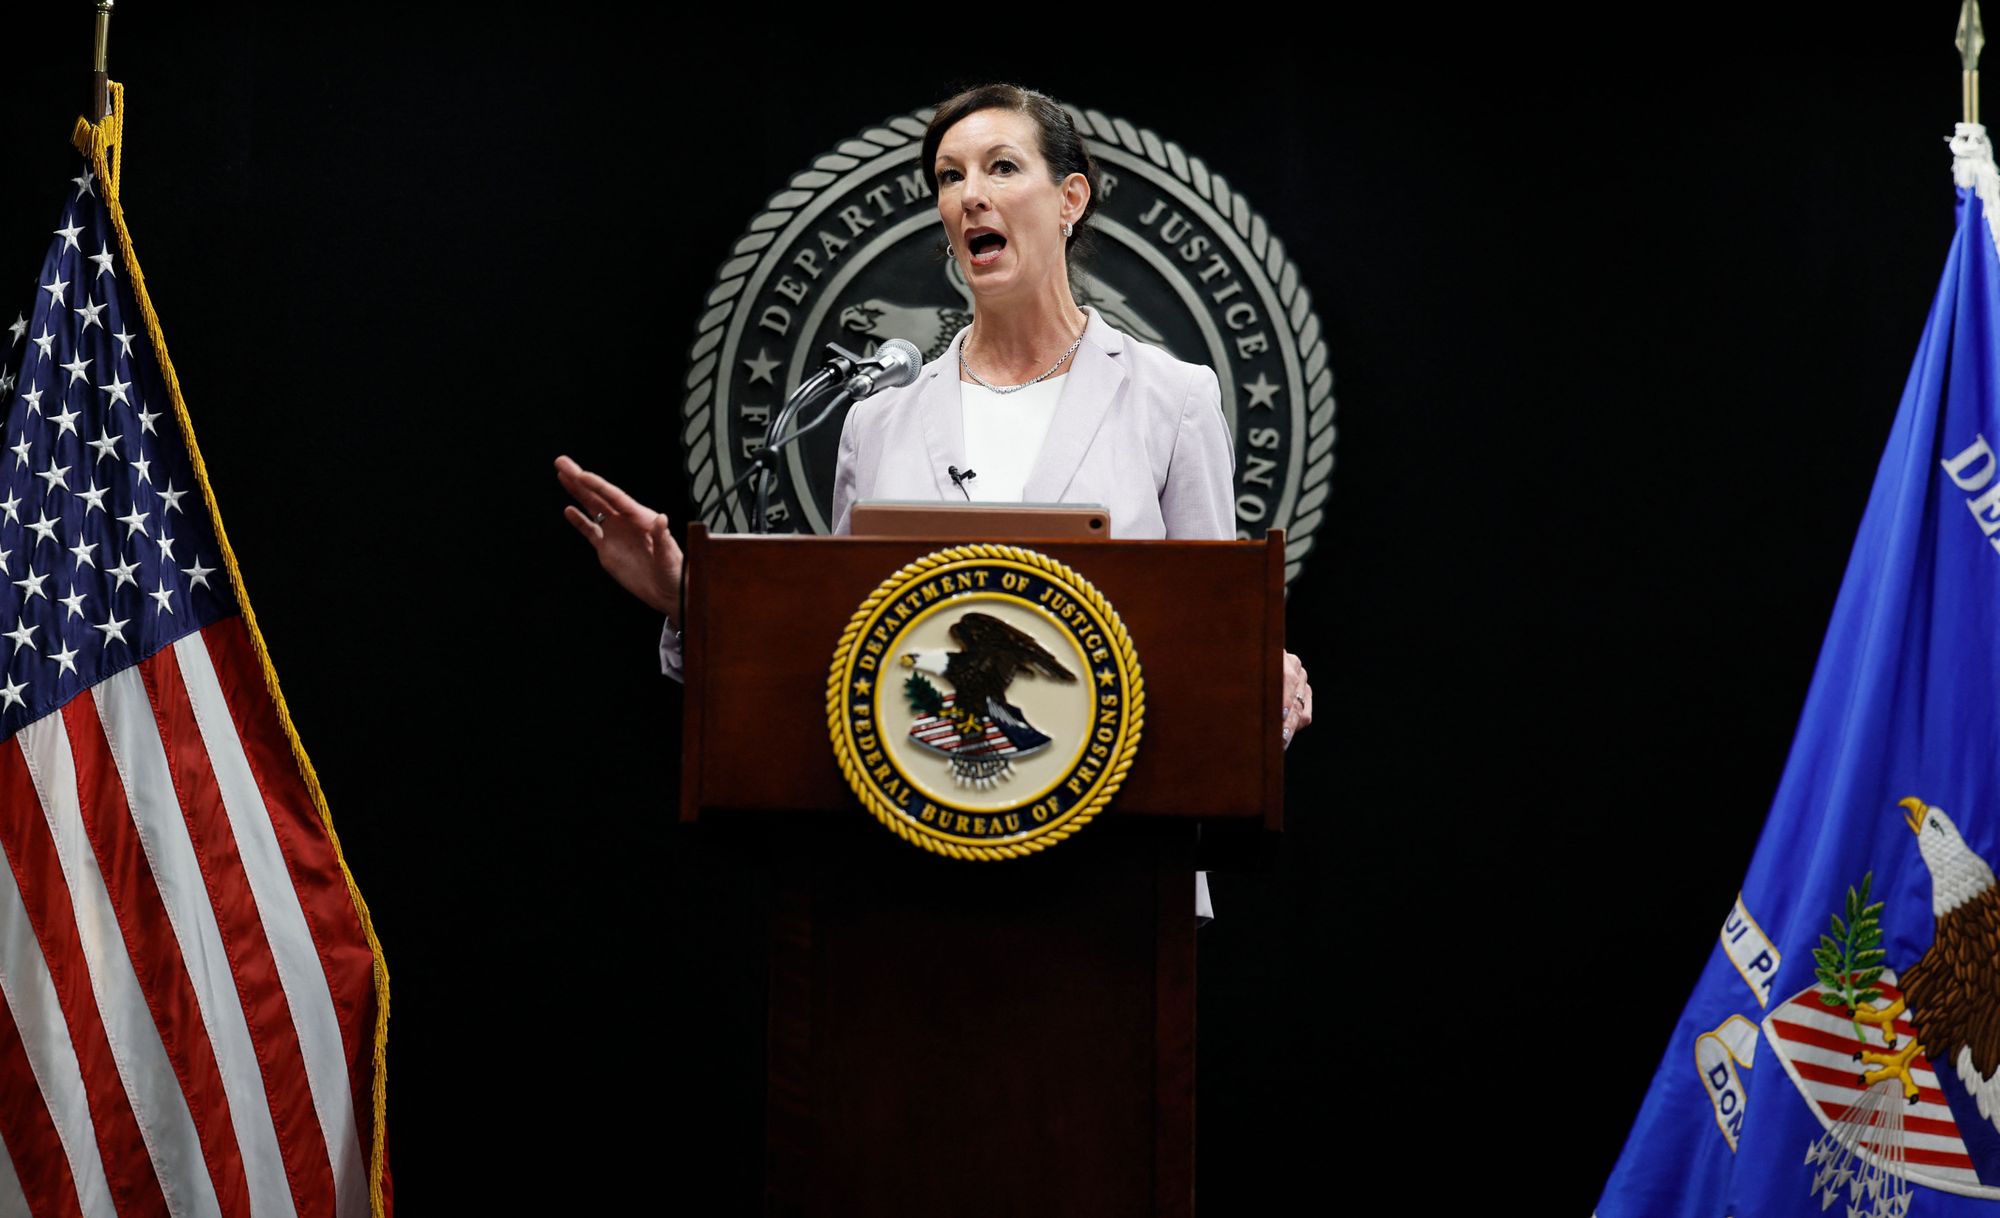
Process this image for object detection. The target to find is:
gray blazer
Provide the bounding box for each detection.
[831,308,1237,540]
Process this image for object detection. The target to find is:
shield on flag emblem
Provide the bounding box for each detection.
[1764,971,2000,1202]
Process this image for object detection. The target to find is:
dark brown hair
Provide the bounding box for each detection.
[921,83,1101,254]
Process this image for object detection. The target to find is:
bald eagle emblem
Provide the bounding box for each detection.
[1765,797,2000,1207]
[900,612,1078,787]
[1853,801,2000,1133]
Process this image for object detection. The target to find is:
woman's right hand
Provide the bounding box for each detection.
[555,455,684,628]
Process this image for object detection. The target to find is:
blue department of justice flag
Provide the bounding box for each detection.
[1595,125,2000,1218]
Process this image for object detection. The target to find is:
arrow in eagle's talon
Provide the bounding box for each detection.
[1859,1038,1923,1100]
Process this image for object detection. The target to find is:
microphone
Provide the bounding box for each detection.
[844,339,923,399]
[947,465,977,501]
[731,338,925,531]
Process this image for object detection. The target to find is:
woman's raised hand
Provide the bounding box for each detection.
[555,455,684,627]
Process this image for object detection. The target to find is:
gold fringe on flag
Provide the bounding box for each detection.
[72,80,393,1218]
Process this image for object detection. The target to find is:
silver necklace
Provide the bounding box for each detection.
[959,328,1085,394]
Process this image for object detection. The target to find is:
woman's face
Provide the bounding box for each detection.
[933,108,1085,303]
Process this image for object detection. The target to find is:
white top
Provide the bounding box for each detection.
[957,374,1066,502]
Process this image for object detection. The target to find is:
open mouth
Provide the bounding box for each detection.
[967,230,1007,266]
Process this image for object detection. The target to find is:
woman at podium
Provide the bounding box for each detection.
[828,85,1231,546]
[555,84,1312,743]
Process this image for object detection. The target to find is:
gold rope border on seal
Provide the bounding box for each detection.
[73,83,393,1218]
[825,544,1145,861]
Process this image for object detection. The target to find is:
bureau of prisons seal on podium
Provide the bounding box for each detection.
[828,546,1144,860]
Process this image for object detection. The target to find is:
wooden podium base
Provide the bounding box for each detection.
[759,819,1197,1218]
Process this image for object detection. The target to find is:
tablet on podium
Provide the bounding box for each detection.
[847,500,1110,540]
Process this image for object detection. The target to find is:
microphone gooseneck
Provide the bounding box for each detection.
[725,335,930,532]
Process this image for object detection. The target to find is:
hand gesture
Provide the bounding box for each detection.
[555,455,684,627]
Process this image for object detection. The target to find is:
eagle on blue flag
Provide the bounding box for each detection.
[1595,124,2000,1217]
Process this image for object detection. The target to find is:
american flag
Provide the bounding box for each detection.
[0,114,388,1218]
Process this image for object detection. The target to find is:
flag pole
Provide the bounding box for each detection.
[91,0,113,122]
[1963,0,1985,125]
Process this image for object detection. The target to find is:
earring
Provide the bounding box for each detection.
[945,242,954,257]
[1062,221,1074,238]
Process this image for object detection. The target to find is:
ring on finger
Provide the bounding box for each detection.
[592,510,607,524]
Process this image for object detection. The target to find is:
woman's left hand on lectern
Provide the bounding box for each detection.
[1281,650,1312,749]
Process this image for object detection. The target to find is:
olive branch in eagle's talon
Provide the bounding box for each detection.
[902,670,981,738]
[1811,870,1923,1102]
[904,672,944,717]
[1813,871,1888,1045]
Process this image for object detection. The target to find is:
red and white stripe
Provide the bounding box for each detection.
[0,618,380,1218]
[1764,978,1998,1194]
[909,696,1018,757]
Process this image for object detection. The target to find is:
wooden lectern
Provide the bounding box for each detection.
[680,525,1287,1217]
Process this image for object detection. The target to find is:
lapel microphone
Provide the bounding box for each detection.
[947,465,977,501]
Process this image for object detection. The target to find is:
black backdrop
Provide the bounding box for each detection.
[0,7,1973,1213]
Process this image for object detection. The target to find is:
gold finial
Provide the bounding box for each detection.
[91,1,114,122]
[1961,0,1985,125]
